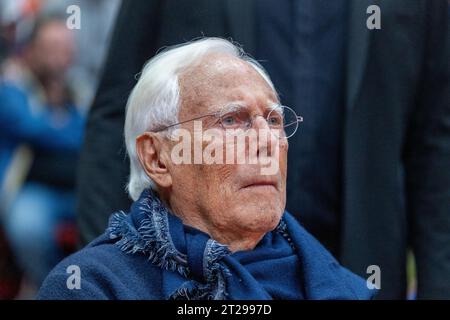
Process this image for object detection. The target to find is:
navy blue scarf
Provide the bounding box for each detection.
[107,189,374,300]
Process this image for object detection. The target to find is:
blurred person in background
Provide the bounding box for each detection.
[0,0,42,299]
[0,0,118,298]
[0,24,22,300]
[42,0,121,109]
[77,0,449,299]
[0,16,84,290]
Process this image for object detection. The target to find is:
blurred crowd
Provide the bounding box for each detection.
[0,0,120,298]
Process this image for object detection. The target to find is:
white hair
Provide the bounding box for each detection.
[124,37,277,201]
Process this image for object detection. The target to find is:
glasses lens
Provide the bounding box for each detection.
[268,106,300,139]
[283,106,300,138]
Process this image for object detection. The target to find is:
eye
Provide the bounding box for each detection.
[222,115,237,127]
[221,111,247,129]
[267,113,283,127]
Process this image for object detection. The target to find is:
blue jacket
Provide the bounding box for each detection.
[37,190,376,300]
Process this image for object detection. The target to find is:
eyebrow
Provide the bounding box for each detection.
[216,101,281,116]
[268,102,281,111]
[217,103,247,116]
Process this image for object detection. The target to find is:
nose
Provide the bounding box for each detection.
[252,115,270,131]
[253,116,278,158]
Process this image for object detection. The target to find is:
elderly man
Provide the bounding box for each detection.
[38,38,375,300]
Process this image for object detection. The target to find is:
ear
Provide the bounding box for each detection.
[136,133,173,189]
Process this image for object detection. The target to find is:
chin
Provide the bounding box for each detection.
[224,191,285,233]
[237,207,283,233]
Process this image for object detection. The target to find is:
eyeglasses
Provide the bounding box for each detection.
[154,104,303,139]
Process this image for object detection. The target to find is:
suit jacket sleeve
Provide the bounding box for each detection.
[76,0,161,244]
[404,0,450,299]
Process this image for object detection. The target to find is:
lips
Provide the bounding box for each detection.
[240,178,278,190]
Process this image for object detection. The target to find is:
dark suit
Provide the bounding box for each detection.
[77,0,450,299]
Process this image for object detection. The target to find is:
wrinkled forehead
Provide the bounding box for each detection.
[178,53,277,117]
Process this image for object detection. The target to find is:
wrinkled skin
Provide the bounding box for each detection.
[136,53,288,252]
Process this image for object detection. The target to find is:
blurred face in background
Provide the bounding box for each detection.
[25,20,75,80]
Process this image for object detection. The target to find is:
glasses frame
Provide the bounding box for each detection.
[153,104,303,139]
